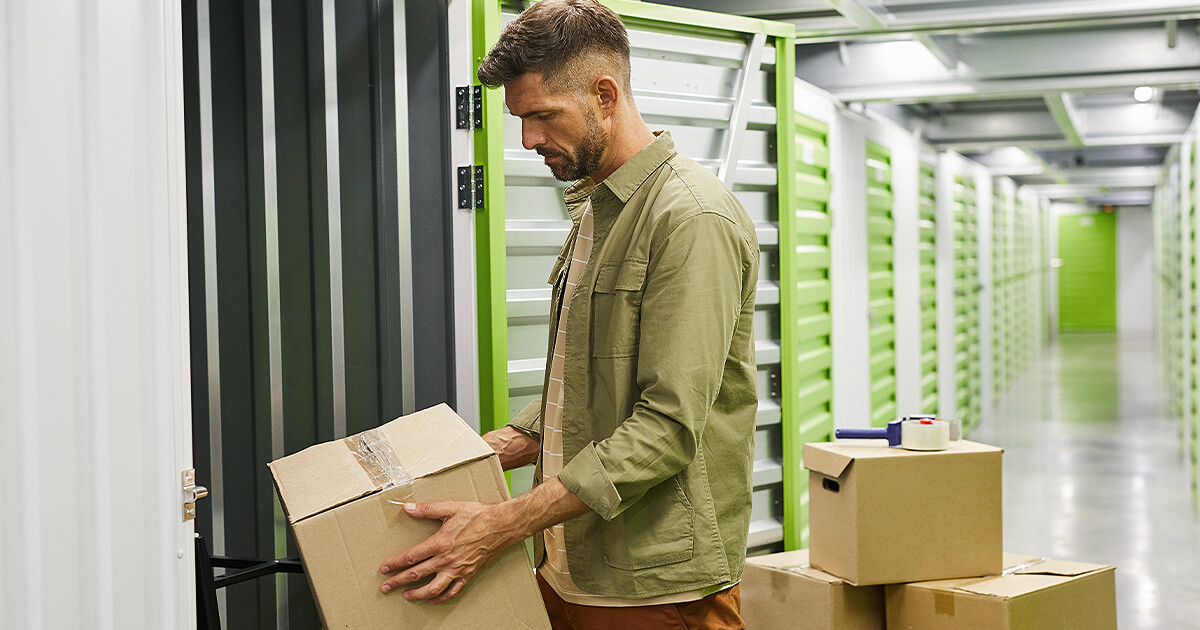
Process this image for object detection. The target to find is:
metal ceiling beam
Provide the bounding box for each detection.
[828,0,884,30]
[943,134,1186,152]
[1022,148,1070,185]
[1050,166,1162,186]
[786,2,1200,40]
[914,33,958,70]
[1045,93,1085,147]
[797,23,1200,102]
[922,108,1064,146]
[834,68,1200,103]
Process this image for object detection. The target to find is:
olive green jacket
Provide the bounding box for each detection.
[509,132,760,599]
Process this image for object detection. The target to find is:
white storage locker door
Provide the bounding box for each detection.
[497,2,787,553]
[1,0,196,628]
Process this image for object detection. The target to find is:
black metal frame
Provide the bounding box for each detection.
[195,534,305,630]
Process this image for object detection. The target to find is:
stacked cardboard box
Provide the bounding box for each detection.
[741,439,1116,629]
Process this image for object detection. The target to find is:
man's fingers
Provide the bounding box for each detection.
[379,538,443,575]
[400,500,463,521]
[427,578,467,604]
[379,556,442,593]
[402,572,454,602]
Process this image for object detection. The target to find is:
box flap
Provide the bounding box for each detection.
[269,439,378,525]
[376,404,496,479]
[745,549,844,585]
[918,555,1112,599]
[804,440,1002,479]
[270,404,494,523]
[746,549,810,571]
[802,443,855,478]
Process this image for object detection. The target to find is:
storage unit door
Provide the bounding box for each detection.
[866,142,897,427]
[992,185,1008,396]
[1185,141,1195,492]
[954,175,982,432]
[787,110,834,548]
[918,160,938,413]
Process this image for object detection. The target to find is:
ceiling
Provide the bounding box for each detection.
[651,0,1200,206]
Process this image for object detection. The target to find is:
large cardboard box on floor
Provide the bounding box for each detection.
[741,550,884,630]
[803,439,1003,586]
[885,553,1117,629]
[269,404,552,629]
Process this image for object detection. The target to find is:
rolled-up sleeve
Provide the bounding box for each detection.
[558,211,756,521]
[508,398,543,442]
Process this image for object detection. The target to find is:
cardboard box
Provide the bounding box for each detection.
[885,553,1117,629]
[269,404,552,629]
[803,439,1003,585]
[741,550,884,630]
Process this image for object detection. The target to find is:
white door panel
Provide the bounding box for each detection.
[0,1,195,628]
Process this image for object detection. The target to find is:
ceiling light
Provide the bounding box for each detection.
[1133,86,1154,103]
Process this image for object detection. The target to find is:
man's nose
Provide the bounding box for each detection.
[521,121,543,151]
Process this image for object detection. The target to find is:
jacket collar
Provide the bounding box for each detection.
[562,131,675,221]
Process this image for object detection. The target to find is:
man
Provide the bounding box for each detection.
[378,1,759,626]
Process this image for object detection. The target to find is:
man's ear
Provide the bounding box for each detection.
[593,75,620,117]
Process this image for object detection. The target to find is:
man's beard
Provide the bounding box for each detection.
[539,110,608,182]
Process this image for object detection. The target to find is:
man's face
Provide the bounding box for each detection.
[505,73,609,182]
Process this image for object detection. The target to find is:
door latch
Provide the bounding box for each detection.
[182,468,209,522]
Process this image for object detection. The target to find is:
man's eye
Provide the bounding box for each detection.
[537,113,554,120]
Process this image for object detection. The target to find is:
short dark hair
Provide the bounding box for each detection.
[476,0,631,94]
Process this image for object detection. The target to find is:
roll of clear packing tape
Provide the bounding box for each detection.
[899,419,951,451]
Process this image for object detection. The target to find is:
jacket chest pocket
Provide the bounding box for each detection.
[590,260,646,359]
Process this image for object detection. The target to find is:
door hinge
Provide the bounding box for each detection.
[457,165,485,210]
[455,85,483,130]
[182,468,209,522]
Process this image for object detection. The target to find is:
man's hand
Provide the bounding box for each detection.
[379,478,591,604]
[482,426,539,470]
[379,500,524,604]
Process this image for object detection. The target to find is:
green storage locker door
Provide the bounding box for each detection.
[785,111,833,549]
[1057,213,1117,330]
[479,1,796,554]
[1167,171,1184,423]
[954,175,982,432]
[866,142,897,428]
[1015,198,1029,372]
[1191,143,1199,495]
[918,160,938,413]
[992,186,1008,396]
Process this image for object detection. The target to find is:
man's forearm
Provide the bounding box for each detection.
[482,425,540,470]
[494,476,592,540]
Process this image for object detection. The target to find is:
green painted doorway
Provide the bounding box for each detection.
[1057,213,1117,331]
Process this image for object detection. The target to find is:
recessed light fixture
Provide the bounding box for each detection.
[1133,86,1155,103]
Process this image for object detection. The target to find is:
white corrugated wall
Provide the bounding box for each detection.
[0,1,195,628]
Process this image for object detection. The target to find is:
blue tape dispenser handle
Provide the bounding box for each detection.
[835,419,904,446]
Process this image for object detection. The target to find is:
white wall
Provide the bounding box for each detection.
[1118,207,1155,335]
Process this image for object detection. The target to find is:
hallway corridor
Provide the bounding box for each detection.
[972,333,1200,629]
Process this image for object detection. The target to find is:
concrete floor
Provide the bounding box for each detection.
[971,332,1200,630]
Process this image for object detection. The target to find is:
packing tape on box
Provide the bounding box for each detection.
[1001,557,1047,576]
[344,429,415,502]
